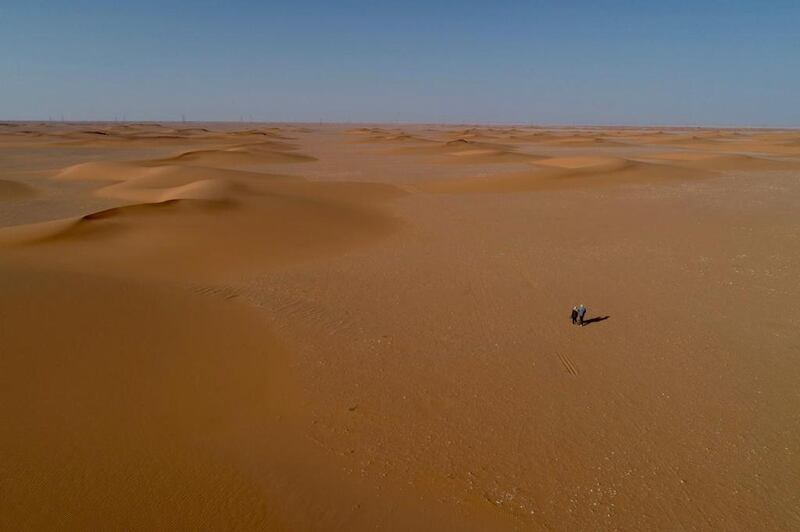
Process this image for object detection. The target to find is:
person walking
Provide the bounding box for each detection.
[577,304,587,326]
[571,306,579,325]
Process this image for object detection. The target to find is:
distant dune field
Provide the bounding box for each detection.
[1,122,799,531]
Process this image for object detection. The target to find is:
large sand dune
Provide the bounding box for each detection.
[1,166,400,281]
[1,122,799,531]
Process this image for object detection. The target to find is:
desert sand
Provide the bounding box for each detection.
[1,122,799,530]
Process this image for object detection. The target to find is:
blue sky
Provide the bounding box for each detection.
[1,1,798,125]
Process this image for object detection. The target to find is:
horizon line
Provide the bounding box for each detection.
[2,118,799,131]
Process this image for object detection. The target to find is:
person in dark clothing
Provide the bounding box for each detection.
[571,306,579,325]
[577,304,587,326]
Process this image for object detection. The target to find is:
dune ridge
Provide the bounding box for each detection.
[418,156,717,193]
[160,144,316,167]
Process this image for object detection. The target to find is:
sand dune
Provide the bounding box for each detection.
[160,142,315,167]
[447,128,502,140]
[82,165,296,204]
[0,123,299,150]
[0,216,83,245]
[535,155,635,170]
[53,141,305,182]
[55,158,299,185]
[639,151,796,171]
[0,179,36,199]
[359,132,434,143]
[97,175,242,203]
[346,127,437,144]
[2,158,400,282]
[607,130,800,155]
[506,132,562,142]
[0,190,398,280]
[628,133,735,147]
[444,138,509,148]
[500,131,630,147]
[55,161,159,182]
[396,138,543,163]
[694,140,800,156]
[3,128,396,283]
[1,128,199,147]
[174,127,212,134]
[419,155,715,193]
[445,148,543,163]
[541,135,629,147]
[346,127,398,136]
[227,128,295,140]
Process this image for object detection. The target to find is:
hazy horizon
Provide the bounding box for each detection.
[2,1,799,126]
[4,119,800,131]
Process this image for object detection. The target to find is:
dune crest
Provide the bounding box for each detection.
[55,161,153,181]
[97,177,241,203]
[161,144,316,167]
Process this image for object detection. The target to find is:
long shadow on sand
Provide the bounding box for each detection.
[582,316,610,326]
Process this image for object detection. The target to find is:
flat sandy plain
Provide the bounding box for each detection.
[1,121,799,530]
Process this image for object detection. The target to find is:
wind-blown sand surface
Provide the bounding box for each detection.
[1,122,799,530]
